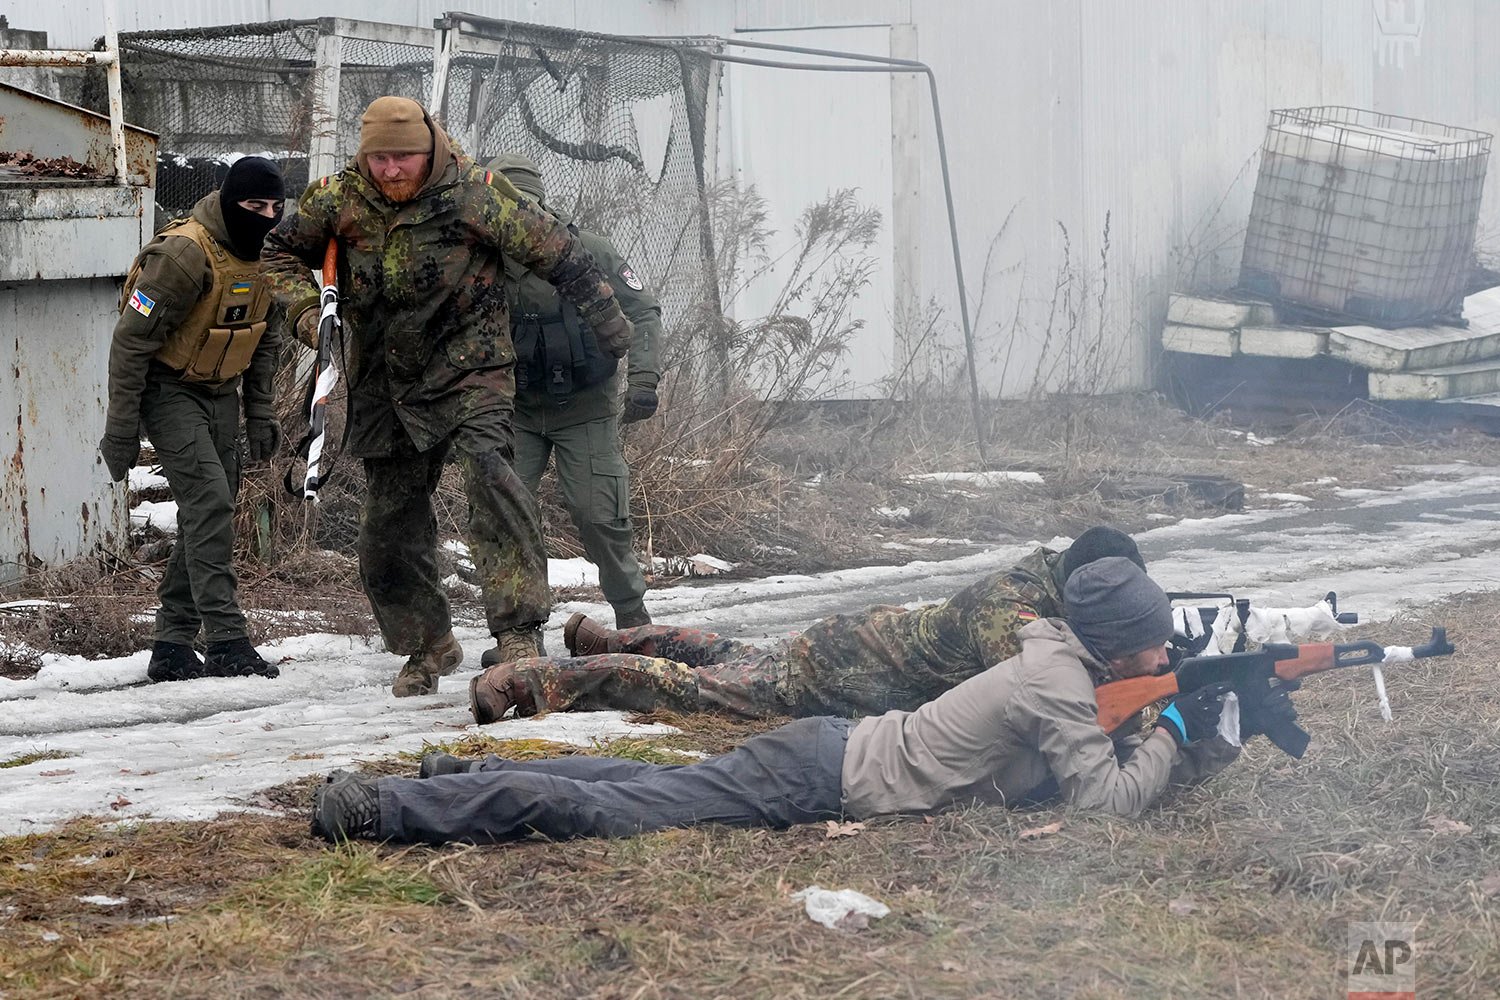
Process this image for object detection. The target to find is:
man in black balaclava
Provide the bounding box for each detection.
[98,156,287,682]
[219,155,286,259]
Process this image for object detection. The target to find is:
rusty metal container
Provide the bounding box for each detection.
[0,81,156,581]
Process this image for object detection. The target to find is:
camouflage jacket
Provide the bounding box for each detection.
[786,546,1069,715]
[106,192,280,438]
[510,227,662,431]
[260,121,626,457]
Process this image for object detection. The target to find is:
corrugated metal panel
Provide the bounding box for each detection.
[734,0,908,31]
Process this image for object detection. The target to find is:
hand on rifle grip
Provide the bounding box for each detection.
[1156,682,1233,747]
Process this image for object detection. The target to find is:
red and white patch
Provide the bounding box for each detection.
[618,263,644,291]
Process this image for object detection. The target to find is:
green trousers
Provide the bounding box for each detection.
[359,416,551,655]
[514,415,647,616]
[138,371,247,645]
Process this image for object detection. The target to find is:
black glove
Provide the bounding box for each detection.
[621,386,659,424]
[1239,680,1301,740]
[99,433,140,483]
[591,311,634,359]
[245,418,283,462]
[1156,682,1232,747]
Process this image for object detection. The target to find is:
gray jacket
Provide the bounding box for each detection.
[840,618,1239,819]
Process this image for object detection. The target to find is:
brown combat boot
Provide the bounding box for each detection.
[563,613,619,657]
[391,630,463,698]
[480,624,546,670]
[469,662,540,724]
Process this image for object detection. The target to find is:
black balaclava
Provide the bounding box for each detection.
[219,156,285,259]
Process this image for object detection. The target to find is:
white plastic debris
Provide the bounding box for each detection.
[1217,692,1242,747]
[1373,646,1417,722]
[791,885,890,930]
[687,554,736,577]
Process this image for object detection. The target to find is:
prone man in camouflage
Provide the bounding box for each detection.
[488,153,661,630]
[98,157,286,682]
[261,97,633,697]
[469,526,1146,722]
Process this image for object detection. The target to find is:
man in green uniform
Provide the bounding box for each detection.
[261,97,633,697]
[488,153,660,630]
[98,156,285,681]
[469,526,1145,722]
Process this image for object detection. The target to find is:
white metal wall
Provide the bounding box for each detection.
[13,0,1500,398]
[902,0,1500,395]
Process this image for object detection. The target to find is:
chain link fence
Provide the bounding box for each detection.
[78,16,719,332]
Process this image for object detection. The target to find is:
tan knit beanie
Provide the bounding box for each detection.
[358,96,434,156]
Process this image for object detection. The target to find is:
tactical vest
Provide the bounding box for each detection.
[123,218,271,384]
[510,262,619,403]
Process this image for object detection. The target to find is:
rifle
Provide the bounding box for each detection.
[286,239,341,499]
[1096,627,1455,758]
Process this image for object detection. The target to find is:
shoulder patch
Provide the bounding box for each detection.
[618,263,644,291]
[320,175,332,188]
[1015,605,1039,623]
[128,288,156,317]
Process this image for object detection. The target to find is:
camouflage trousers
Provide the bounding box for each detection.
[506,624,805,719]
[359,421,550,655]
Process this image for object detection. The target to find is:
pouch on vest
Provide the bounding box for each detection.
[513,296,618,403]
[131,218,271,385]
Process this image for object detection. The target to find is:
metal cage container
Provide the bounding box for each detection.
[1240,106,1491,327]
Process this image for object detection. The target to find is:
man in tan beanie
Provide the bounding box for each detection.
[263,96,634,697]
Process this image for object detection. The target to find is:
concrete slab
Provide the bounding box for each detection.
[1167,293,1277,330]
[1237,325,1329,359]
[1162,323,1237,357]
[1330,287,1500,372]
[1369,358,1500,400]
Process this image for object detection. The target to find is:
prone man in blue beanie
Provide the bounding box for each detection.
[313,557,1280,844]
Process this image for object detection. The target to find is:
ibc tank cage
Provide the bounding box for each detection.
[1239,106,1491,328]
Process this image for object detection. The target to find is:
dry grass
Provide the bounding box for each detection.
[3,589,1498,997]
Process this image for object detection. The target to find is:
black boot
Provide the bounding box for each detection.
[146,641,205,683]
[204,637,279,678]
[310,771,381,842]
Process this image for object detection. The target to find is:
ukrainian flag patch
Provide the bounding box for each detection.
[229,281,253,295]
[128,288,156,317]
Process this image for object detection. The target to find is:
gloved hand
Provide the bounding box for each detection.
[98,433,140,483]
[621,384,659,424]
[245,418,283,462]
[591,311,634,359]
[1239,680,1301,740]
[1156,682,1233,747]
[295,308,320,348]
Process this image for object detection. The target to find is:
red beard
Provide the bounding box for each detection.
[374,175,425,203]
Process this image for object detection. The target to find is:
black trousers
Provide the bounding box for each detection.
[379,716,853,844]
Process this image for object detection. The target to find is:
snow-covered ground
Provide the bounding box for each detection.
[4,465,1500,836]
